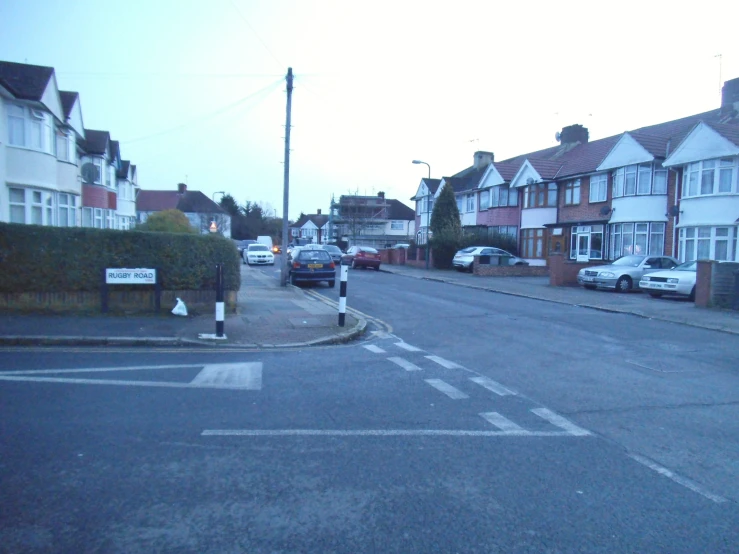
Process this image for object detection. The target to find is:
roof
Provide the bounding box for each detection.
[136,190,227,214]
[59,90,78,118]
[80,129,110,155]
[423,178,441,195]
[292,213,329,228]
[117,160,131,179]
[705,121,739,147]
[440,175,480,194]
[110,140,120,162]
[527,159,565,180]
[0,61,53,100]
[387,199,414,220]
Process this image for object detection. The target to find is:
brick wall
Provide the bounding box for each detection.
[665,170,678,257]
[697,260,739,309]
[405,247,433,268]
[473,261,549,277]
[82,184,112,209]
[558,176,609,223]
[379,248,406,265]
[547,252,605,286]
[476,206,520,226]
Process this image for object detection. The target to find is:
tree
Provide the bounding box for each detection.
[429,184,462,268]
[137,209,196,234]
[219,194,241,217]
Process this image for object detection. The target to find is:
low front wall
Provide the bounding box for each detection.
[696,260,739,309]
[0,289,238,314]
[379,248,407,265]
[473,263,549,277]
[404,247,433,268]
[548,253,606,286]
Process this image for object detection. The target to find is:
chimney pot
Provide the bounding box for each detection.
[721,77,739,114]
[177,183,187,194]
[317,209,321,215]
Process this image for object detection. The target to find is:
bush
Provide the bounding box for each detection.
[461,229,519,255]
[0,223,240,293]
[430,228,461,269]
[136,209,197,233]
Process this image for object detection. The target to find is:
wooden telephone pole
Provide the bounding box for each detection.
[280,67,293,286]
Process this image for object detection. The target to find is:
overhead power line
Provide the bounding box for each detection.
[57,71,282,80]
[120,77,283,144]
[229,0,284,70]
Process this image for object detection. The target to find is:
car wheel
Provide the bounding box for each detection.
[615,275,632,293]
[583,284,597,290]
[648,292,663,298]
[329,280,335,288]
[689,286,696,302]
[468,263,474,273]
[351,259,357,269]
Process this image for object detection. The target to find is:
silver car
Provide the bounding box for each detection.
[577,255,678,292]
[453,246,529,271]
[639,260,698,300]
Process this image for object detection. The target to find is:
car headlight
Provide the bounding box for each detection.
[667,278,679,284]
[642,276,651,282]
[599,271,615,278]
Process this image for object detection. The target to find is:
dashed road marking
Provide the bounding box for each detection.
[388,357,422,371]
[424,378,469,399]
[363,345,386,354]
[628,453,727,503]
[470,376,516,396]
[531,408,591,436]
[480,412,528,434]
[395,342,422,352]
[425,355,464,370]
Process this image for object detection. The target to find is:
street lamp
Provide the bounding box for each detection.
[210,192,225,235]
[412,160,432,269]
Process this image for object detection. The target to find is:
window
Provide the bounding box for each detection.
[8,105,25,146]
[609,222,665,258]
[390,220,404,230]
[94,208,103,229]
[456,197,463,213]
[613,164,667,197]
[466,194,475,212]
[106,209,115,229]
[679,227,736,262]
[92,159,103,184]
[479,189,490,210]
[653,169,667,194]
[521,229,545,258]
[525,183,557,208]
[564,179,581,205]
[683,158,737,197]
[56,130,75,163]
[637,164,652,195]
[415,201,421,215]
[9,188,26,223]
[569,225,603,260]
[9,188,57,225]
[589,173,608,202]
[58,194,77,227]
[6,104,55,153]
[490,225,518,239]
[490,185,516,207]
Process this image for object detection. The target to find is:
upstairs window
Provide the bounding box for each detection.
[613,164,667,197]
[683,158,736,197]
[6,104,55,154]
[390,220,404,230]
[564,179,581,205]
[589,173,608,202]
[466,193,475,212]
[479,189,490,210]
[524,183,557,208]
[490,185,517,207]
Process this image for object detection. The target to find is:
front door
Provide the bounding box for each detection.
[577,233,590,262]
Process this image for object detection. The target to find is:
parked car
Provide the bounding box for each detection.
[289,248,336,287]
[321,244,344,265]
[234,239,256,256]
[343,246,381,270]
[243,243,275,266]
[577,255,678,292]
[452,246,529,271]
[639,260,698,300]
[287,244,322,262]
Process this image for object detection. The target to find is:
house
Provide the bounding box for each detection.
[333,192,415,248]
[410,178,440,246]
[136,183,231,237]
[289,210,329,244]
[78,129,119,229]
[0,61,84,226]
[116,160,139,230]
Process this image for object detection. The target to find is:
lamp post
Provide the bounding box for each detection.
[412,160,432,269]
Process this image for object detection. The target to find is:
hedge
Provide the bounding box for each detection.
[0,223,241,293]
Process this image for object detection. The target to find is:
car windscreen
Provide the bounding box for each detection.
[324,246,341,253]
[359,247,378,253]
[297,251,331,262]
[249,245,269,251]
[612,255,645,267]
[673,261,697,271]
[460,247,478,254]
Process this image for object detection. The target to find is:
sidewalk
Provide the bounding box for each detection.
[0,265,364,348]
[379,264,739,336]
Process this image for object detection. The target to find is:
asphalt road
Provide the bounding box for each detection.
[1,266,738,553]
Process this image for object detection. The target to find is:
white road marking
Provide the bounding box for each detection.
[425,355,464,370]
[395,342,422,352]
[388,357,422,371]
[480,412,528,434]
[0,364,204,376]
[363,345,386,354]
[0,376,254,390]
[629,454,727,504]
[202,429,586,437]
[469,376,516,396]
[531,408,591,436]
[190,363,262,390]
[424,379,469,399]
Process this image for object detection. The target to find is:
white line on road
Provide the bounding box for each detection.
[480,412,528,434]
[469,376,517,396]
[190,363,262,390]
[425,355,464,370]
[531,408,591,436]
[629,454,727,504]
[395,342,422,352]
[363,345,386,354]
[424,379,469,399]
[202,429,584,437]
[0,364,204,376]
[388,357,422,371]
[0,375,257,390]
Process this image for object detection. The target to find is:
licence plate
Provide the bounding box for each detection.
[583,276,594,282]
[648,283,662,288]
[307,264,323,269]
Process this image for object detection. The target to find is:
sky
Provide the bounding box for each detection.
[2,0,738,220]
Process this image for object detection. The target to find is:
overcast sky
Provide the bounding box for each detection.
[2,0,738,219]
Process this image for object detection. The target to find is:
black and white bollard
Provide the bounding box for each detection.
[215,262,225,338]
[338,264,348,327]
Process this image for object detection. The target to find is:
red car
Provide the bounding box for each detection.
[343,246,381,270]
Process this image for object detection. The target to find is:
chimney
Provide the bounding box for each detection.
[473,151,494,170]
[317,209,321,215]
[378,191,385,199]
[721,77,739,115]
[177,183,187,194]
[559,124,589,144]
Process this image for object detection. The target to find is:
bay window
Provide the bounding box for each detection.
[524,183,557,208]
[490,185,517,207]
[8,188,56,225]
[683,158,737,197]
[479,189,490,210]
[613,164,667,197]
[589,173,608,202]
[58,194,78,227]
[6,104,55,154]
[609,222,665,258]
[521,228,545,258]
[679,226,737,262]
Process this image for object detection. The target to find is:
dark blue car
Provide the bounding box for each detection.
[289,248,336,287]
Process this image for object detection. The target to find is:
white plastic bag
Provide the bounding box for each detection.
[172,298,188,316]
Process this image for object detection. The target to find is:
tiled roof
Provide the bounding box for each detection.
[554,136,620,178]
[528,159,565,180]
[493,161,524,181]
[424,178,441,194]
[110,140,120,162]
[0,61,53,100]
[117,160,131,179]
[80,129,110,155]
[59,90,78,118]
[387,199,414,220]
[442,175,480,194]
[137,190,227,214]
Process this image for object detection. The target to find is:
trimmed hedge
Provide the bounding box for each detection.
[0,223,241,293]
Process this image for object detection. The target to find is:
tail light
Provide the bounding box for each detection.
[329,262,335,269]
[357,251,365,258]
[293,262,300,269]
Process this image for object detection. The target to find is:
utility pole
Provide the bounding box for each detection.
[280,67,293,287]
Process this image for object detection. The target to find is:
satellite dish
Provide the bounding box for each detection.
[81,163,99,184]
[526,177,535,186]
[668,205,680,217]
[599,206,611,216]
[555,131,562,143]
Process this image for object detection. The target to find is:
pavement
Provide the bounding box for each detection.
[0,261,737,348]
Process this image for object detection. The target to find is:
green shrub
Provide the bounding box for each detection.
[0,223,240,293]
[461,228,519,255]
[136,209,197,233]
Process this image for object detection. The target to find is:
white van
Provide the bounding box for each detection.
[256,236,273,250]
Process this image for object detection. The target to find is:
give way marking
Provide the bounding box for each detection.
[0,363,262,390]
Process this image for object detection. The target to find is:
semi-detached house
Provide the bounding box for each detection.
[412,76,739,266]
